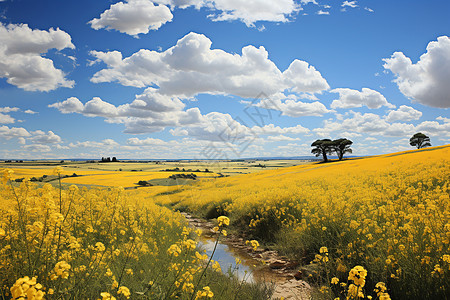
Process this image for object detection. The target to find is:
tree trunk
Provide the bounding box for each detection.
[322,150,328,162]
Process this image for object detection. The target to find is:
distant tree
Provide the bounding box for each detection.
[333,138,353,161]
[409,132,431,149]
[311,139,335,162]
[112,157,118,162]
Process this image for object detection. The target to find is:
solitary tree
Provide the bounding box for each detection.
[409,132,431,149]
[333,138,353,160]
[311,139,335,162]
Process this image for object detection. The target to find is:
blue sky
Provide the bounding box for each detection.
[0,0,449,159]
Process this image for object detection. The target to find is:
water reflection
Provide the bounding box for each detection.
[198,236,279,284]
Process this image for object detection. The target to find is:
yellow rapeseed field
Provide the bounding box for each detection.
[0,169,271,300]
[6,167,214,188]
[154,145,450,299]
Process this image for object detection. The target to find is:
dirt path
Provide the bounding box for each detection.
[181,213,312,300]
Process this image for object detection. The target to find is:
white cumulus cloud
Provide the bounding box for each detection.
[90,32,329,98]
[330,88,395,109]
[313,112,415,137]
[0,113,15,124]
[385,105,422,122]
[383,36,450,108]
[89,0,173,36]
[0,23,75,91]
[0,125,31,139]
[206,0,301,27]
[49,89,201,134]
[28,130,62,144]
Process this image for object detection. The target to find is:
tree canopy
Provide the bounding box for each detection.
[311,138,353,162]
[333,138,353,161]
[409,133,431,149]
[311,139,335,162]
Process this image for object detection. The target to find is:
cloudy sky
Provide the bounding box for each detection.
[0,0,449,159]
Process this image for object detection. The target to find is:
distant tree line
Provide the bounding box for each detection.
[100,157,118,162]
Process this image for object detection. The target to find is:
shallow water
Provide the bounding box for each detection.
[198,236,279,283]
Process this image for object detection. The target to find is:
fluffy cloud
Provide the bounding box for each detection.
[283,60,330,93]
[415,117,450,137]
[90,32,329,98]
[0,23,75,91]
[0,125,30,139]
[0,113,15,124]
[383,36,450,108]
[158,0,301,26]
[49,89,201,134]
[28,130,62,144]
[89,0,173,36]
[247,93,330,118]
[89,0,304,34]
[330,88,394,109]
[48,97,85,114]
[330,88,395,109]
[313,112,415,137]
[0,107,19,113]
[170,111,254,141]
[385,105,422,122]
[0,107,38,123]
[49,89,184,117]
[24,110,38,114]
[205,0,301,26]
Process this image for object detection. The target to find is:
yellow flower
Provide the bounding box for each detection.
[52,166,63,175]
[117,286,131,299]
[100,292,116,300]
[52,261,71,280]
[348,265,367,287]
[217,216,230,226]
[319,246,328,254]
[331,277,339,284]
[348,283,364,298]
[10,276,45,300]
[167,244,182,257]
[212,260,222,272]
[2,169,14,184]
[95,242,106,252]
[245,240,259,250]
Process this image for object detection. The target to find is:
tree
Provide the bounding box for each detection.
[333,138,353,161]
[409,132,431,149]
[311,139,335,162]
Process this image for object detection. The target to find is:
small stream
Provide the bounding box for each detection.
[183,213,289,283]
[198,234,278,283]
[183,213,312,299]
